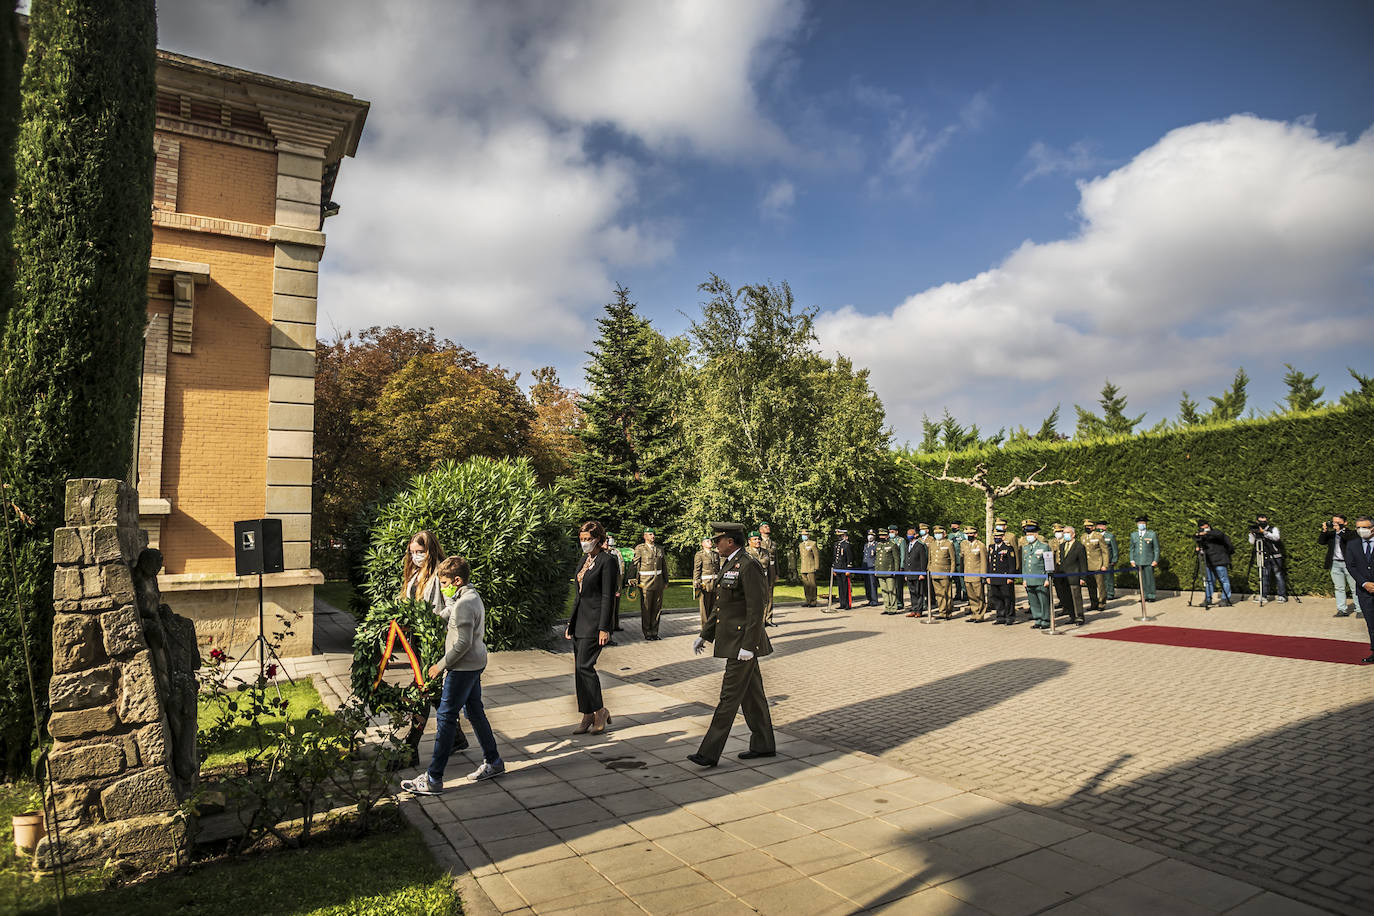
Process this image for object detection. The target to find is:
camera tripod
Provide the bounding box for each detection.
[1241,537,1300,606]
[1188,548,1224,608]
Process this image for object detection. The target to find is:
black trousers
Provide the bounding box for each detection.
[573,637,605,714]
[907,576,927,612]
[988,582,1015,620]
[863,569,877,603]
[1084,571,1100,610]
[696,657,775,763]
[1054,576,1084,621]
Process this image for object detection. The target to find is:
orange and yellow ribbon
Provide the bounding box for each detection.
[372,618,426,689]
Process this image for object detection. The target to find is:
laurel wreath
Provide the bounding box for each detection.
[350,598,447,714]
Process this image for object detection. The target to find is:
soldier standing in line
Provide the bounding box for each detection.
[797,529,821,607]
[875,528,901,614]
[688,522,775,769]
[1082,519,1108,611]
[1098,520,1119,600]
[633,528,668,640]
[1050,524,1066,610]
[605,534,625,645]
[929,525,957,618]
[693,536,721,631]
[903,526,929,618]
[949,522,968,602]
[746,531,776,625]
[861,529,879,606]
[887,525,906,610]
[988,526,1019,624]
[1022,521,1054,629]
[832,529,854,610]
[1130,515,1160,602]
[759,522,780,619]
[961,523,989,622]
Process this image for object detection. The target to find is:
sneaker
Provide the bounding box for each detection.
[402,773,443,796]
[1276,596,1288,603]
[467,760,506,782]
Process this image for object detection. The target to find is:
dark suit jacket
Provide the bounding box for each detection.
[1318,528,1359,570]
[902,539,928,573]
[1345,537,1374,609]
[569,550,616,638]
[701,549,773,659]
[1060,540,1089,576]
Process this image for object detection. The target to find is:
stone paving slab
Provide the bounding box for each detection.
[293,595,1363,914]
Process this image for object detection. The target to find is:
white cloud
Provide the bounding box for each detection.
[156,0,803,354]
[760,179,796,220]
[869,92,992,194]
[1021,139,1107,184]
[816,115,1374,439]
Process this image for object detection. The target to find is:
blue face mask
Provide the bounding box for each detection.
[800,535,808,541]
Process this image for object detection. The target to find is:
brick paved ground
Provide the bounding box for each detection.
[567,590,1374,913]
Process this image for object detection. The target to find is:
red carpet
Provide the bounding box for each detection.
[1079,625,1370,665]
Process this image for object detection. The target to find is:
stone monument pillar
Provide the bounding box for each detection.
[36,479,200,872]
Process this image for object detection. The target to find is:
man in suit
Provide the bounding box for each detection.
[1343,516,1374,663]
[903,527,928,618]
[797,530,821,607]
[1057,525,1089,625]
[693,536,721,631]
[1130,515,1160,601]
[832,529,853,611]
[1319,515,1360,617]
[689,522,776,766]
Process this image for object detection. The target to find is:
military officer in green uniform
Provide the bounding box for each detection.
[875,528,901,613]
[1130,515,1160,601]
[760,523,779,622]
[797,530,821,606]
[633,528,668,640]
[746,531,776,626]
[1097,520,1119,599]
[1021,521,1053,628]
[929,525,957,618]
[1082,519,1109,611]
[693,536,721,631]
[688,522,775,768]
[887,525,906,610]
[949,522,968,601]
[961,523,988,621]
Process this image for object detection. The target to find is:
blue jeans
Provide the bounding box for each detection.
[1331,560,1356,612]
[428,667,500,782]
[1203,564,1231,602]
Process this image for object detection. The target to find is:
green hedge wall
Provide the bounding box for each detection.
[897,405,1374,597]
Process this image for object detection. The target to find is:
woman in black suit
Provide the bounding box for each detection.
[566,520,616,734]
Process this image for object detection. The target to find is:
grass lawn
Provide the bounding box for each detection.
[198,679,330,770]
[1,782,458,916]
[315,579,358,614]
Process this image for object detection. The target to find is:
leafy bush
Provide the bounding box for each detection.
[361,456,579,649]
[899,404,1374,596]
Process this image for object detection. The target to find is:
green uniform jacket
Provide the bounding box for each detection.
[1083,531,1111,569]
[798,540,821,574]
[702,548,773,659]
[746,545,772,579]
[1101,531,1119,564]
[693,548,720,591]
[892,537,906,567]
[633,543,667,591]
[1022,539,1051,583]
[928,538,956,573]
[961,539,987,574]
[760,535,779,582]
[1129,529,1160,565]
[875,541,899,572]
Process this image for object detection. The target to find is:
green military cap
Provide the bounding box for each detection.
[933,525,947,534]
[1136,515,1150,522]
[643,527,656,534]
[709,522,745,542]
[887,525,899,532]
[748,529,761,538]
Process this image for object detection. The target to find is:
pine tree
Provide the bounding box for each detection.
[1206,368,1250,422]
[1339,368,1374,409]
[572,285,683,539]
[1076,380,1143,438]
[1178,391,1202,426]
[1279,364,1323,414]
[0,0,157,776]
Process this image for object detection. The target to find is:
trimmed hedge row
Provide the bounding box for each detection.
[897,405,1374,597]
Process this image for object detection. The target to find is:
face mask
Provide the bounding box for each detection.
[800,535,808,541]
[411,551,427,565]
[1137,523,1146,531]
[440,585,458,598]
[919,530,928,537]
[1358,527,1373,540]
[579,540,595,554]
[935,533,945,540]
[867,535,875,542]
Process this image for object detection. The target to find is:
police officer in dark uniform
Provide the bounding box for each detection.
[688,522,775,768]
[832,529,853,610]
[988,527,1019,624]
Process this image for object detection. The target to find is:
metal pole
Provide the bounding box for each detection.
[823,569,835,614]
[1136,569,1153,622]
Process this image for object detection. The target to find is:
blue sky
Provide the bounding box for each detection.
[160,0,1374,444]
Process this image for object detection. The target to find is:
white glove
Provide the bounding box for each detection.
[737,649,755,661]
[692,637,706,655]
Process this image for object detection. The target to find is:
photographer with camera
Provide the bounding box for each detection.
[1194,520,1234,607]
[1247,513,1287,603]
[1319,515,1360,618]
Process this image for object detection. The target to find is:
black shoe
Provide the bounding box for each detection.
[1363,655,1374,665]
[1335,610,1351,618]
[686,753,717,768]
[613,626,624,631]
[605,639,618,646]
[738,750,776,760]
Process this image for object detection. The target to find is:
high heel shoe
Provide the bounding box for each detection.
[573,713,594,735]
[590,708,611,734]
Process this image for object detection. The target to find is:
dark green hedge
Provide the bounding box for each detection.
[898,405,1374,597]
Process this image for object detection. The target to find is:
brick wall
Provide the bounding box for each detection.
[151,228,273,575]
[174,135,276,227]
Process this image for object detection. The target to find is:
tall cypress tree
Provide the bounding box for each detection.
[0,0,157,776]
[572,285,683,540]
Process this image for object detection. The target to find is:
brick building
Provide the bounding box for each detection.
[137,51,368,656]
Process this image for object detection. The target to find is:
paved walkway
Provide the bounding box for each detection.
[284,592,1367,915]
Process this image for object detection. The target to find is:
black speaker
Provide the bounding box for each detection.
[234,519,284,576]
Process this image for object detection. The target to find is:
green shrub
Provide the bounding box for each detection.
[899,404,1374,596]
[361,457,578,649]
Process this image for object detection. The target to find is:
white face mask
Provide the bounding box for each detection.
[919,530,928,537]
[579,540,595,554]
[867,535,875,542]
[411,551,427,565]
[1358,527,1373,540]
[800,535,808,541]
[935,533,945,540]
[1137,523,1147,531]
